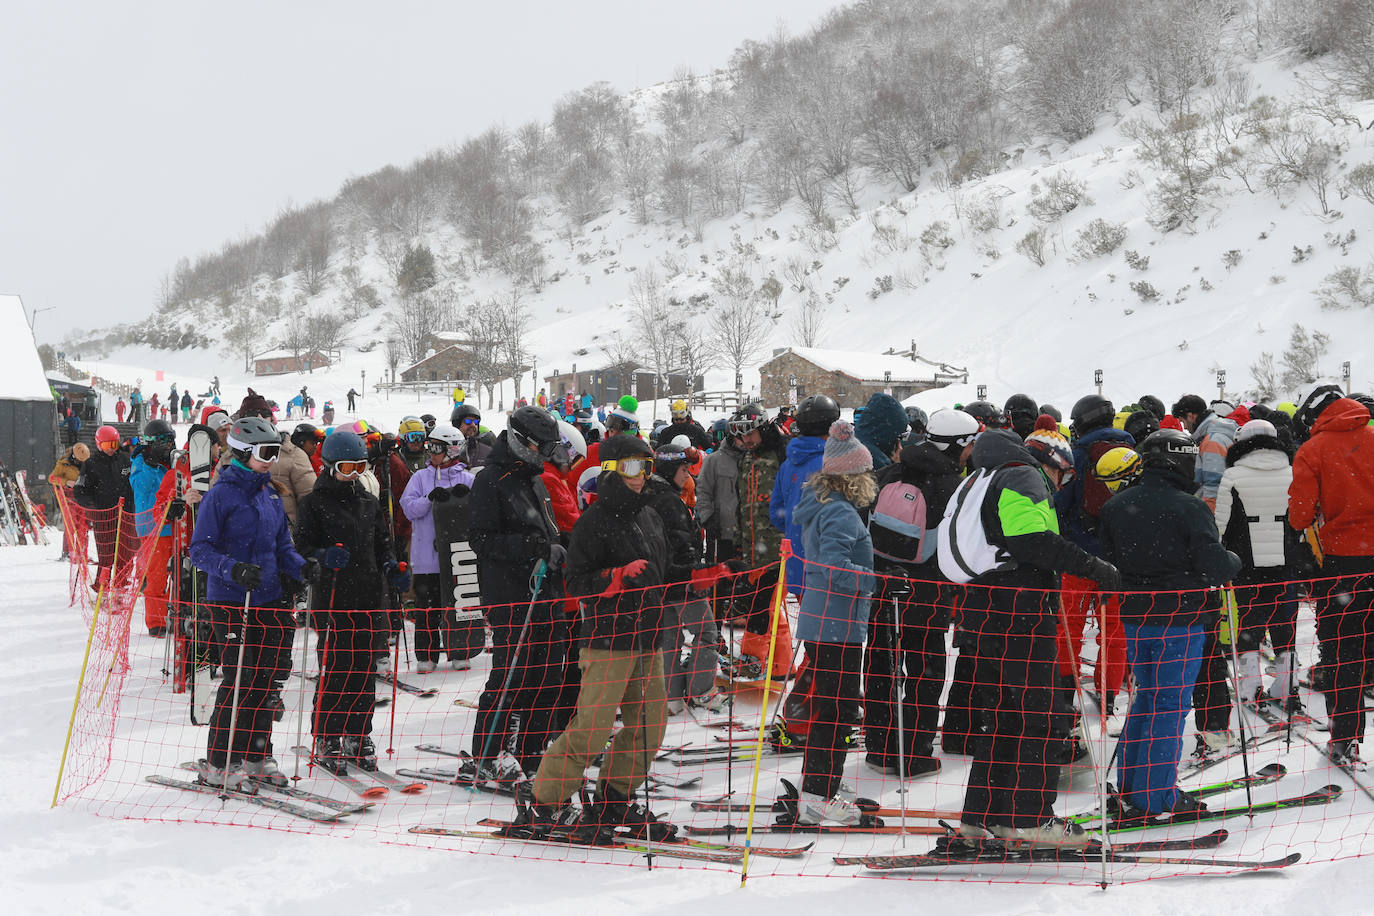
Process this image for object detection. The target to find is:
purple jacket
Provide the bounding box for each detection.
[400,463,476,574]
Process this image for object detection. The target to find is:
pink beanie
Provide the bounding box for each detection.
[821,419,873,475]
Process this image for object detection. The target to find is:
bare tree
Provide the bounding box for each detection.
[708,297,772,402]
[791,290,828,348]
[308,310,350,360]
[497,293,532,402]
[384,336,403,383]
[392,291,453,367]
[628,266,683,412]
[675,322,716,408]
[281,312,311,362]
[598,330,639,402]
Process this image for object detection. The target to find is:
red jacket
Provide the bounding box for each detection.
[541,467,581,533]
[383,452,414,548]
[1289,398,1374,556]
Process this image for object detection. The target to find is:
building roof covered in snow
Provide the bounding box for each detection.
[0,294,54,402]
[779,346,935,384]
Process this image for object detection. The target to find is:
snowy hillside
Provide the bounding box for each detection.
[54,9,1374,427]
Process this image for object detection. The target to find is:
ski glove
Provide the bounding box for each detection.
[321,545,350,570]
[690,563,733,593]
[547,543,568,570]
[385,563,411,592]
[300,557,321,584]
[601,558,650,597]
[523,532,551,557]
[1086,558,1122,592]
[230,562,263,590]
[165,498,186,520]
[428,486,451,503]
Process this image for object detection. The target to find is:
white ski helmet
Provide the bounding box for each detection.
[926,408,982,451]
[426,424,464,461]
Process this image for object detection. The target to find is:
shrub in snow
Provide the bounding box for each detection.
[1027,171,1091,224]
[1130,280,1161,302]
[1071,219,1128,260]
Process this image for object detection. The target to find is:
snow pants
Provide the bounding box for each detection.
[1056,573,1126,701]
[470,596,568,771]
[864,587,948,765]
[961,622,1061,830]
[661,596,719,702]
[142,534,173,631]
[1320,556,1374,745]
[315,608,377,742]
[801,640,863,799]
[206,601,294,767]
[532,646,666,805]
[1119,622,1206,814]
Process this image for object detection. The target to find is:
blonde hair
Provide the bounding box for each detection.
[805,470,877,508]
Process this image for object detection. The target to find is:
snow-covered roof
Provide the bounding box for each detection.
[0,295,55,402]
[777,346,933,384]
[254,348,326,361]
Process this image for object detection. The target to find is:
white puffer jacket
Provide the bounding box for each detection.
[1214,445,1292,569]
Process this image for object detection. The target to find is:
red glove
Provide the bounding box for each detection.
[601,558,650,596]
[690,563,732,593]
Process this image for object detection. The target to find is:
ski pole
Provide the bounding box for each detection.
[475,560,548,771]
[292,585,312,782]
[221,591,253,798]
[387,563,406,757]
[639,652,655,871]
[1221,587,1255,814]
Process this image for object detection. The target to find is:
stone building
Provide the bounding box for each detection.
[758,346,966,409]
[400,345,475,383]
[253,349,331,376]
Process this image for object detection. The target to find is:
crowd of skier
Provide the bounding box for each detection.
[50,375,1374,852]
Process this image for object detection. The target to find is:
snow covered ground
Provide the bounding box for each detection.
[8,537,1374,914]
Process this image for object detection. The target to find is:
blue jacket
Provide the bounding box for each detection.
[794,485,875,645]
[130,453,171,538]
[769,434,827,595]
[189,461,305,604]
[1053,425,1134,555]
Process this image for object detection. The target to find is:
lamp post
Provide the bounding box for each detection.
[28,306,55,339]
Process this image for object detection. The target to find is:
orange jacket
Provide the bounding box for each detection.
[1289,398,1374,556]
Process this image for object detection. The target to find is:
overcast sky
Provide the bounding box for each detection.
[1,0,840,342]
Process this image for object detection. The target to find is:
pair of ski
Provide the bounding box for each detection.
[148,760,370,824]
[290,746,426,797]
[1069,762,1288,827]
[412,820,811,864]
[408,745,703,795]
[836,833,1300,873]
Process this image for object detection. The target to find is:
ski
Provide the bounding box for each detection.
[1292,730,1374,802]
[376,672,438,697]
[1097,785,1343,833]
[356,766,426,794]
[686,821,944,837]
[833,829,1231,867]
[145,774,349,823]
[838,836,1300,871]
[408,825,743,863]
[396,767,520,798]
[1176,730,1286,780]
[474,818,812,859]
[178,761,373,813]
[291,746,389,799]
[1070,762,1288,826]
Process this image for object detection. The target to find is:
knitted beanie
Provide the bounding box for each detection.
[821,419,873,475]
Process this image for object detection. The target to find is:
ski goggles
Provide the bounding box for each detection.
[403,431,426,443]
[246,442,281,462]
[601,457,653,478]
[333,459,368,477]
[427,440,455,455]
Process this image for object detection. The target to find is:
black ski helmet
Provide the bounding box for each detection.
[1294,383,1344,433]
[904,405,929,440]
[1070,394,1116,436]
[1137,394,1167,420]
[143,418,175,442]
[420,413,437,432]
[1003,393,1038,437]
[1123,410,1160,445]
[728,403,770,438]
[1138,428,1200,479]
[451,403,481,427]
[290,422,319,448]
[509,405,567,467]
[960,400,1006,430]
[795,394,841,437]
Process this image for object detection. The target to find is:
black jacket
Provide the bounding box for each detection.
[458,436,492,469]
[959,430,1107,634]
[294,473,394,612]
[74,448,134,510]
[566,473,669,650]
[645,475,704,598]
[1099,467,1242,628]
[664,418,711,450]
[468,431,562,613]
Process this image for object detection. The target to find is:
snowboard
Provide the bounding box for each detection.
[432,482,486,662]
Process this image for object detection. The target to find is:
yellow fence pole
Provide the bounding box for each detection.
[740,539,791,888]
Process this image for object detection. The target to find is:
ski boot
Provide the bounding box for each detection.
[342,736,378,772]
[587,784,678,842]
[313,736,348,774]
[501,782,580,840]
[794,791,864,827]
[243,756,288,787]
[197,759,256,794]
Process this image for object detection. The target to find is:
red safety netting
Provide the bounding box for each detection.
[50,511,1374,885]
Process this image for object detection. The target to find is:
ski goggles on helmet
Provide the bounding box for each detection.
[244,442,281,463]
[403,431,426,444]
[333,459,368,477]
[601,457,653,478]
[426,440,452,455]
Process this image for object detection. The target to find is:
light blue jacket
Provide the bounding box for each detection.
[769,434,826,595]
[130,453,171,538]
[794,484,875,645]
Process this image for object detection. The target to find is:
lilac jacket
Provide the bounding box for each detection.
[400,463,476,574]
